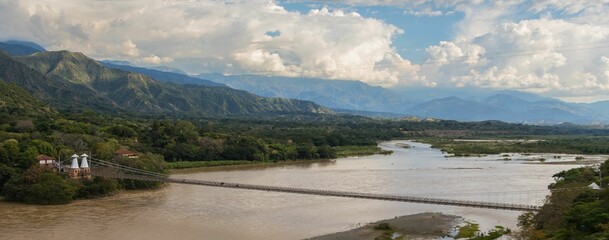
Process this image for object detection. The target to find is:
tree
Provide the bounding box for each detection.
[77,177,120,198]
[0,163,17,194]
[2,139,19,165]
[23,173,77,204]
[17,146,39,169]
[3,166,76,204]
[297,144,319,159]
[317,145,336,159]
[107,125,136,138]
[29,139,55,156]
[93,140,120,160]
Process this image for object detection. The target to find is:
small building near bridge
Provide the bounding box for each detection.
[37,154,57,169]
[114,149,139,159]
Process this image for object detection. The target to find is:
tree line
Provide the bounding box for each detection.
[3,109,609,205]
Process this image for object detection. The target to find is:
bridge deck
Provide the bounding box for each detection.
[92,171,540,212]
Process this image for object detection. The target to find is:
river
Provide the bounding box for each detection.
[0,140,598,240]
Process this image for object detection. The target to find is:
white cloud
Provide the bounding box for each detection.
[1,0,609,99]
[420,7,609,98]
[404,7,453,17]
[0,0,421,86]
[602,56,609,65]
[139,55,174,65]
[425,41,485,66]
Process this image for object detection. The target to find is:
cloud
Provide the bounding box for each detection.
[423,17,609,97]
[1,0,609,100]
[0,0,421,86]
[139,55,174,65]
[404,9,453,17]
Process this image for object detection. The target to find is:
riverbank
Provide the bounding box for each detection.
[418,137,609,156]
[307,212,462,240]
[334,145,393,158]
[168,158,334,173]
[0,140,583,240]
[167,145,392,171]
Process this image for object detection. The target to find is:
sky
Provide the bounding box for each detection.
[1,0,609,102]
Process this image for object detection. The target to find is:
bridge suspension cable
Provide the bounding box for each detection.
[90,158,168,179]
[88,159,542,212]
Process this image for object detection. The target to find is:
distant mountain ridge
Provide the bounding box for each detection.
[0,41,46,56]
[197,73,415,113]
[407,95,603,124]
[3,38,604,124]
[189,73,609,124]
[0,50,330,116]
[101,61,225,87]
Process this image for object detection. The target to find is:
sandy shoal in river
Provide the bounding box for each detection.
[306,212,462,240]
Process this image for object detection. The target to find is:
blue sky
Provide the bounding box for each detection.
[280,1,464,62]
[1,0,609,102]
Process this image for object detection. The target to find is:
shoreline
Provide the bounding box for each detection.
[169,158,336,173]
[168,146,392,172]
[306,212,462,240]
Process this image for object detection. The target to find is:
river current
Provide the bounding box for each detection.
[0,141,595,239]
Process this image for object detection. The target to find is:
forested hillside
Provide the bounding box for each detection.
[1,50,329,116]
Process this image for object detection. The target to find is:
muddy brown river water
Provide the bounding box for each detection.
[0,141,598,240]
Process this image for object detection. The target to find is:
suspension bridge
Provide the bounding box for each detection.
[88,158,543,212]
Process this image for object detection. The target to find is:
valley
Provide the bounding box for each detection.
[1,37,608,239]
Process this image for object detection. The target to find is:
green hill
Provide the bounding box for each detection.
[0,41,45,56]
[0,81,53,117]
[0,51,118,112]
[1,50,329,116]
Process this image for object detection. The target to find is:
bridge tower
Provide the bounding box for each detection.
[80,153,91,179]
[68,154,80,179]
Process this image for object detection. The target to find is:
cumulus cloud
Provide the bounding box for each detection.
[0,0,421,86]
[414,2,609,99]
[1,0,609,99]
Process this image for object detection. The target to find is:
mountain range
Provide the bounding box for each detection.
[194,73,609,124]
[198,73,414,113]
[2,40,608,124]
[0,41,329,117]
[0,40,46,56]
[101,61,225,87]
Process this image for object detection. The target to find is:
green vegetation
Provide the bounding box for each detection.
[373,223,402,240]
[335,145,393,158]
[517,160,609,239]
[2,98,609,206]
[422,137,609,156]
[167,160,255,169]
[3,50,328,116]
[0,88,400,204]
[2,166,76,204]
[455,222,510,240]
[456,222,481,239]
[3,51,609,207]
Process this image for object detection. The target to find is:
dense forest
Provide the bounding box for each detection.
[0,107,405,204]
[3,89,609,205]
